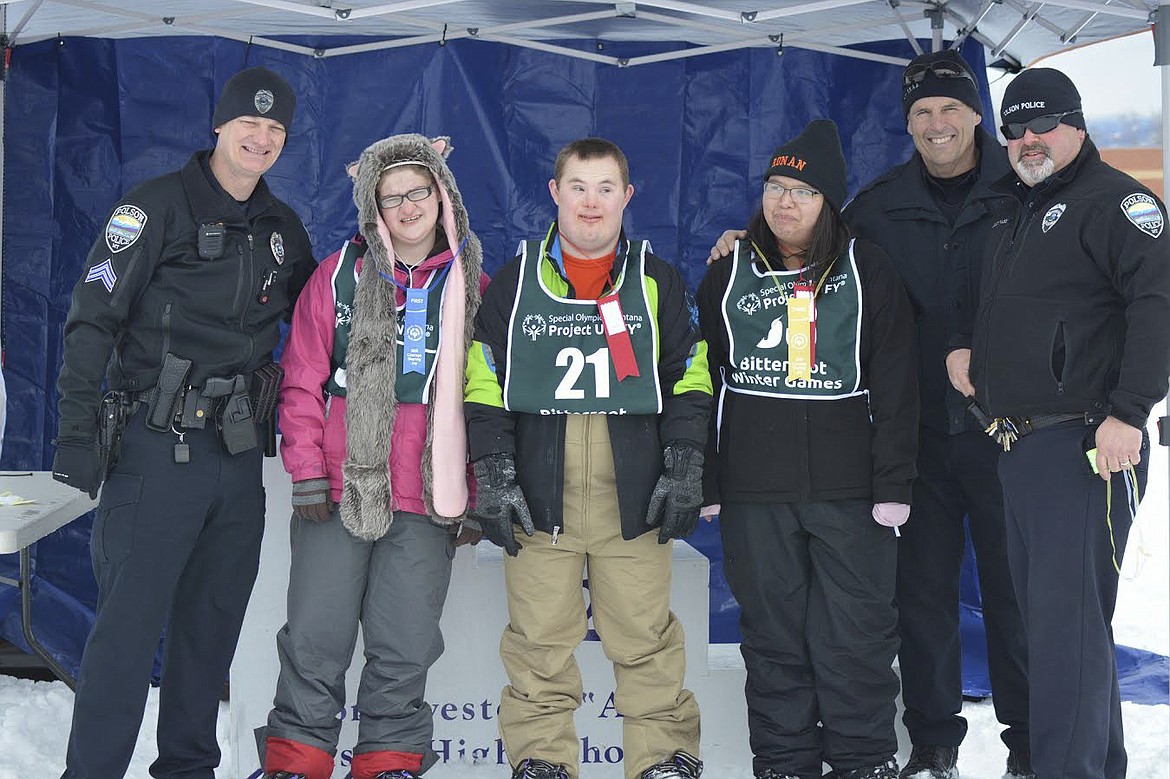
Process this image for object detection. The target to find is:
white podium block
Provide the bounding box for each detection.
[231,452,749,779]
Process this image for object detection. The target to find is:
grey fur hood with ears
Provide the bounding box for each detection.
[340,133,484,541]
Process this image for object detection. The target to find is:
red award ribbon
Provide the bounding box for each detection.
[598,291,640,381]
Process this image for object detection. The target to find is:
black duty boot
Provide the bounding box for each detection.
[1003,750,1036,779]
[899,746,959,779]
[839,759,899,779]
[512,758,571,779]
[640,750,704,778]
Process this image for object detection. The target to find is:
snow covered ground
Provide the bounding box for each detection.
[2,440,1167,779]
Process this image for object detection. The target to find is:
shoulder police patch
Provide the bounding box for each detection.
[105,204,147,253]
[254,89,274,115]
[85,258,118,293]
[270,231,285,264]
[1121,192,1163,238]
[1042,203,1066,233]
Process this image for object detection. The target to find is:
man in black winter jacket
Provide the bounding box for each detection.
[948,68,1170,779]
[846,51,1030,779]
[51,67,315,779]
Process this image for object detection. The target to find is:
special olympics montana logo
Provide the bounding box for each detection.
[522,314,547,341]
[737,292,761,316]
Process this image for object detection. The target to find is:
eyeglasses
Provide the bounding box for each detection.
[378,185,433,209]
[1000,110,1081,141]
[763,181,820,204]
[903,61,976,87]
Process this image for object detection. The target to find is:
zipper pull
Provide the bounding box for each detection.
[551,526,561,545]
[248,234,254,249]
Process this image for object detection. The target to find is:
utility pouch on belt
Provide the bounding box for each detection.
[219,375,258,455]
[146,353,193,432]
[250,362,284,423]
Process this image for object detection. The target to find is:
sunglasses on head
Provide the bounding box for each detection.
[1000,110,1081,141]
[903,61,975,87]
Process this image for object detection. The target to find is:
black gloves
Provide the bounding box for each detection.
[291,478,335,523]
[472,453,534,557]
[645,443,704,544]
[51,438,103,499]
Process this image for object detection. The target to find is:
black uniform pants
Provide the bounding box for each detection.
[897,430,1029,753]
[61,408,265,779]
[720,500,899,779]
[998,423,1148,779]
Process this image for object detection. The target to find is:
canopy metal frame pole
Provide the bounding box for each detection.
[1156,3,1170,508]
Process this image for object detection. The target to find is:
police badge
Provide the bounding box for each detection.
[254,89,275,115]
[1042,203,1066,233]
[270,232,285,264]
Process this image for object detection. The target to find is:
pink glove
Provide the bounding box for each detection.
[699,504,721,519]
[872,502,910,528]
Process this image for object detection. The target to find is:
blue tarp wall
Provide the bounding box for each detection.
[0,34,1165,705]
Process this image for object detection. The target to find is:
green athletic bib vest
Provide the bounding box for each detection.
[720,239,863,399]
[325,240,445,403]
[503,237,662,415]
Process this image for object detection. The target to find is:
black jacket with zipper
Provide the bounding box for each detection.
[955,137,1170,428]
[56,151,316,440]
[697,239,919,506]
[844,128,1010,435]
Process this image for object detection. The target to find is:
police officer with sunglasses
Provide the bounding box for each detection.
[948,68,1170,779]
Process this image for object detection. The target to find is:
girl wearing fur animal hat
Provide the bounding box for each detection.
[695,119,919,779]
[262,134,488,779]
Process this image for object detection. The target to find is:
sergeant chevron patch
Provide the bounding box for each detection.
[84,258,118,293]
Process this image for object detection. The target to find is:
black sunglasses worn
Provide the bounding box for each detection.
[903,61,975,87]
[1000,110,1081,141]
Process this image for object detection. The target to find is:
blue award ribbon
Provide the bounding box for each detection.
[378,237,467,376]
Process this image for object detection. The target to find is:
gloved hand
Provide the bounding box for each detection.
[292,478,335,523]
[645,444,705,544]
[472,454,534,557]
[450,519,483,547]
[51,439,103,499]
[872,502,910,528]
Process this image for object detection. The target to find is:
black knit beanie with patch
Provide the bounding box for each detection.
[213,66,296,131]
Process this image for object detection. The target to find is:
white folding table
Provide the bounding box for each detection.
[0,471,98,688]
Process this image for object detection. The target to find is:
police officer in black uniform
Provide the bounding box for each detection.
[846,51,1030,779]
[51,67,316,779]
[948,68,1170,779]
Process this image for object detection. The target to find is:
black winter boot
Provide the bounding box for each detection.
[1003,750,1036,779]
[899,746,959,779]
[838,759,899,779]
[639,750,704,778]
[512,758,571,779]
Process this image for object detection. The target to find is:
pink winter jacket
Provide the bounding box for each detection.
[279,236,490,514]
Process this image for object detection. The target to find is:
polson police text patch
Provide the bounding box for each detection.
[1121,193,1163,239]
[105,204,148,253]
